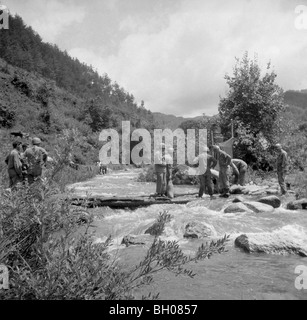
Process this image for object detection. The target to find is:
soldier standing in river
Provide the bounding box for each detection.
[276,144,288,195]
[193,147,217,199]
[154,144,167,197]
[165,147,174,198]
[212,145,239,198]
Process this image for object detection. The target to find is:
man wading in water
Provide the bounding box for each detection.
[212,145,239,198]
[154,144,167,197]
[193,146,217,199]
[275,144,288,196]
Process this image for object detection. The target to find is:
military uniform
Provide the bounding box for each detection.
[277,150,288,195]
[217,150,232,195]
[155,163,167,195]
[196,153,217,197]
[6,149,23,188]
[232,159,248,186]
[24,145,48,184]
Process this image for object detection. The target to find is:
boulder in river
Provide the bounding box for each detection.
[235,232,307,257]
[257,196,281,209]
[286,199,307,210]
[121,234,153,247]
[224,203,252,213]
[243,201,274,213]
[184,221,213,239]
[242,185,269,195]
[229,185,244,194]
[233,196,245,203]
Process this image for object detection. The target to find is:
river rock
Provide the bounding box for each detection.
[242,185,268,195]
[286,199,307,210]
[224,203,252,213]
[257,196,281,209]
[233,196,245,203]
[121,234,153,247]
[243,201,274,213]
[235,233,307,257]
[266,189,279,195]
[184,222,213,239]
[230,185,244,194]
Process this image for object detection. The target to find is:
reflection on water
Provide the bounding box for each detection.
[70,170,307,300]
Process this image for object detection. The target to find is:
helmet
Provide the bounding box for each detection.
[32,137,42,145]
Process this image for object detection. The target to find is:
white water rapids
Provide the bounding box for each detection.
[69,169,307,300]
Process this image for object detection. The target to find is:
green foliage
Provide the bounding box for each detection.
[137,165,156,182]
[179,115,220,150]
[219,52,285,168]
[292,171,307,199]
[36,83,51,107]
[11,73,34,97]
[277,107,307,171]
[0,105,15,128]
[145,211,173,237]
[284,90,307,110]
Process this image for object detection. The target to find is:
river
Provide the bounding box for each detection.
[69,169,307,300]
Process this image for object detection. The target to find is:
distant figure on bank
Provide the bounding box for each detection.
[97,161,107,175]
[154,145,167,197]
[212,145,239,198]
[231,159,248,186]
[24,137,48,184]
[193,147,217,199]
[276,144,288,195]
[5,141,23,188]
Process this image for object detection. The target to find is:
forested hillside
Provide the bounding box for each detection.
[0,14,156,135]
[0,14,166,170]
[284,90,307,110]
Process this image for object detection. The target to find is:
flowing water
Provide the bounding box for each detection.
[69,169,307,300]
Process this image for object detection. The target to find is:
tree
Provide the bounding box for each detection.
[219,52,285,168]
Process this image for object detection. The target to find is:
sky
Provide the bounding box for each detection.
[3,0,307,117]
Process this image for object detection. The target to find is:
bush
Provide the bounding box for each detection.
[11,74,33,98]
[137,165,156,182]
[291,171,307,199]
[0,105,16,129]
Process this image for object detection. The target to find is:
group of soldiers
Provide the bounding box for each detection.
[5,137,48,189]
[154,143,289,199]
[193,145,248,199]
